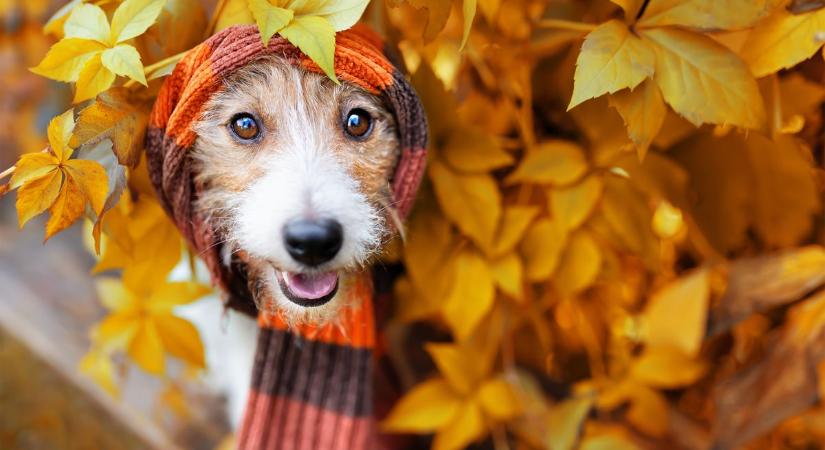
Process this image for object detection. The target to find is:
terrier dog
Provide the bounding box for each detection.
[181,55,404,426]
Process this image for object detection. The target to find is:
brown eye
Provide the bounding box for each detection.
[230,113,260,140]
[344,108,372,139]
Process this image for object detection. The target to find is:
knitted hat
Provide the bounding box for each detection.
[145,25,428,312]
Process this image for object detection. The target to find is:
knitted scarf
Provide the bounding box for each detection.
[144,25,427,450]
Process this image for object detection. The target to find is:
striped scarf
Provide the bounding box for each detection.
[145,25,428,450]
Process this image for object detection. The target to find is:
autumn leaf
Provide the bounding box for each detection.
[72,88,149,167]
[11,110,108,239]
[94,277,210,374]
[569,20,655,110]
[638,0,782,30]
[31,0,164,102]
[642,268,710,356]
[507,140,588,186]
[740,7,825,77]
[442,248,495,340]
[279,15,337,81]
[549,175,604,231]
[521,218,568,281]
[431,158,501,249]
[553,229,602,297]
[248,0,293,44]
[443,127,514,173]
[383,378,463,432]
[609,80,666,160]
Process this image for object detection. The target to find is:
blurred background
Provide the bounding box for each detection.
[0,2,232,449]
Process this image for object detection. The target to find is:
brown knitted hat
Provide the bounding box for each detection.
[145,24,428,312]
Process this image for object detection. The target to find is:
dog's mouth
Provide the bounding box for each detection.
[276,270,339,307]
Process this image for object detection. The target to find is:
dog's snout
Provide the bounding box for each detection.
[283,218,343,266]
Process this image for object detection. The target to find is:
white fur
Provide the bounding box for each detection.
[234,147,381,273]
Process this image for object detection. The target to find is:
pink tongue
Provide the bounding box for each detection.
[284,272,338,299]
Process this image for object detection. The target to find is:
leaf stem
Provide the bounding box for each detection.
[0,165,15,181]
[536,19,596,32]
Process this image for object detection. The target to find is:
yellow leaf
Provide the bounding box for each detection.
[64,3,111,44]
[443,249,496,340]
[550,175,603,231]
[491,206,539,257]
[75,54,117,103]
[546,395,594,450]
[304,0,369,31]
[47,109,75,160]
[155,315,205,368]
[443,127,514,173]
[110,0,166,43]
[609,80,666,160]
[129,319,166,374]
[147,281,212,311]
[598,177,659,268]
[491,253,523,300]
[477,377,520,420]
[630,347,707,388]
[31,38,106,82]
[403,206,457,308]
[406,0,453,41]
[79,349,120,397]
[101,44,147,86]
[426,343,489,395]
[554,230,602,297]
[97,311,140,351]
[741,8,825,77]
[624,383,669,437]
[507,140,588,186]
[45,176,87,240]
[643,268,710,356]
[10,153,58,189]
[44,0,82,37]
[569,20,655,110]
[521,218,568,281]
[63,159,109,215]
[432,400,486,450]
[639,0,782,29]
[431,159,501,249]
[248,0,293,45]
[215,0,254,31]
[382,378,462,432]
[97,277,138,311]
[461,0,477,49]
[279,15,338,82]
[73,88,149,167]
[641,27,765,129]
[16,170,62,228]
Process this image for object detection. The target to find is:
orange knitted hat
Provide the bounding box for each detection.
[145,25,428,312]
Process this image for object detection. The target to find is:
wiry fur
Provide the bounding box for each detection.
[192,56,400,324]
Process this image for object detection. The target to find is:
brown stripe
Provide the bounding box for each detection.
[249,328,374,417]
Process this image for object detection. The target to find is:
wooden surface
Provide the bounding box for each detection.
[0,205,230,450]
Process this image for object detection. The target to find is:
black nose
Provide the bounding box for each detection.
[283,218,343,266]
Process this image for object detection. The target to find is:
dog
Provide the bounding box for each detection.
[179,55,404,427]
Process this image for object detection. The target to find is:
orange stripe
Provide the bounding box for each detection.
[238,392,375,450]
[258,274,375,348]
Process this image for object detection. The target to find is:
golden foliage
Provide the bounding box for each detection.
[4,0,825,448]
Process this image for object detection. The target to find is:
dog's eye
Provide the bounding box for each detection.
[344,108,372,139]
[229,113,260,140]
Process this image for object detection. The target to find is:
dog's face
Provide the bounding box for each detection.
[192,57,400,322]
